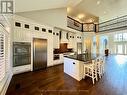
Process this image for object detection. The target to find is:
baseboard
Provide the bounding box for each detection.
[1,73,13,95]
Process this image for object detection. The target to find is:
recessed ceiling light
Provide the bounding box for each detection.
[97,1,101,5]
[67,7,72,13]
[104,11,107,14]
[78,14,85,19]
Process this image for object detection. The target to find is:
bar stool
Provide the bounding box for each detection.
[96,56,105,79]
[83,60,98,84]
[100,57,105,76]
[95,57,102,79]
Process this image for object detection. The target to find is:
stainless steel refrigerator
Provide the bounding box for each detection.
[33,38,47,71]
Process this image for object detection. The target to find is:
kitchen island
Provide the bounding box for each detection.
[64,53,99,81]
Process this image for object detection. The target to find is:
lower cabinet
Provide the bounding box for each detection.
[53,54,64,65]
[64,57,84,81]
[13,65,31,75]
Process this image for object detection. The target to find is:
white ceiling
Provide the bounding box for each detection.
[15,0,82,12]
[67,7,99,23]
[76,0,127,22]
[15,0,127,22]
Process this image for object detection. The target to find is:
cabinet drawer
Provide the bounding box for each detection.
[13,65,31,75]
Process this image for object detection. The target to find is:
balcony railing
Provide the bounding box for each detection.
[99,15,127,32]
[67,16,97,32]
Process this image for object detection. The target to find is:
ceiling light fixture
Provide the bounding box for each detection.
[104,11,107,14]
[67,7,71,13]
[97,1,101,5]
[78,14,85,19]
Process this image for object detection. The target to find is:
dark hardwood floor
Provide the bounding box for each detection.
[6,55,127,95]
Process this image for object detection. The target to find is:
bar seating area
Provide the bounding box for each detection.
[83,56,105,84]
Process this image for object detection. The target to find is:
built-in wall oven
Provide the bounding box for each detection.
[13,42,31,67]
[53,54,60,60]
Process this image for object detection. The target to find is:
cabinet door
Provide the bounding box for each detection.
[59,54,64,63]
[64,57,69,73]
[68,33,75,48]
[76,34,82,43]
[13,65,31,74]
[64,57,73,75]
[53,31,59,48]
[13,29,31,42]
[47,29,53,67]
[72,60,79,77]
[53,33,56,48]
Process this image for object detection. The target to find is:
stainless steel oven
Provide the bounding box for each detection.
[13,42,31,67]
[53,54,60,60]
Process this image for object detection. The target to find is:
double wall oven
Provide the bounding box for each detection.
[13,42,31,67]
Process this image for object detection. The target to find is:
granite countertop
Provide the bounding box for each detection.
[64,53,100,63]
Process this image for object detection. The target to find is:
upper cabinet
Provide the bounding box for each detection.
[14,21,31,42]
[68,32,75,48]
[76,33,82,43]
[53,28,60,49]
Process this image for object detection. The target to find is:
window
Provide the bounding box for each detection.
[114,32,127,54]
[15,22,21,27]
[114,33,127,42]
[24,24,29,29]
[35,26,39,31]
[0,32,5,81]
[42,28,46,32]
[123,33,127,41]
[117,45,123,54]
[48,30,52,33]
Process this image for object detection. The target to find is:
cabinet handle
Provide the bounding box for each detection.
[73,62,75,64]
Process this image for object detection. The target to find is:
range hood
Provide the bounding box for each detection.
[60,30,69,43]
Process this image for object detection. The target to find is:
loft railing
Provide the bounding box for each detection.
[67,16,83,31]
[99,15,127,32]
[67,16,97,32]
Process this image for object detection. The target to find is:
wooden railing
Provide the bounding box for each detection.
[99,15,127,32]
[67,16,97,32]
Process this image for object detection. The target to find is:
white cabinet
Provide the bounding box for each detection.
[47,28,54,67]
[13,21,32,42]
[68,32,75,48]
[59,54,64,63]
[13,28,31,42]
[53,54,64,65]
[64,57,84,81]
[76,33,82,43]
[13,65,31,75]
[53,28,60,48]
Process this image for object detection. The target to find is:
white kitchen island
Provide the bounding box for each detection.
[64,54,99,81]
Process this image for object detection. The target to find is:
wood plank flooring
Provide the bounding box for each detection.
[6,55,127,95]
